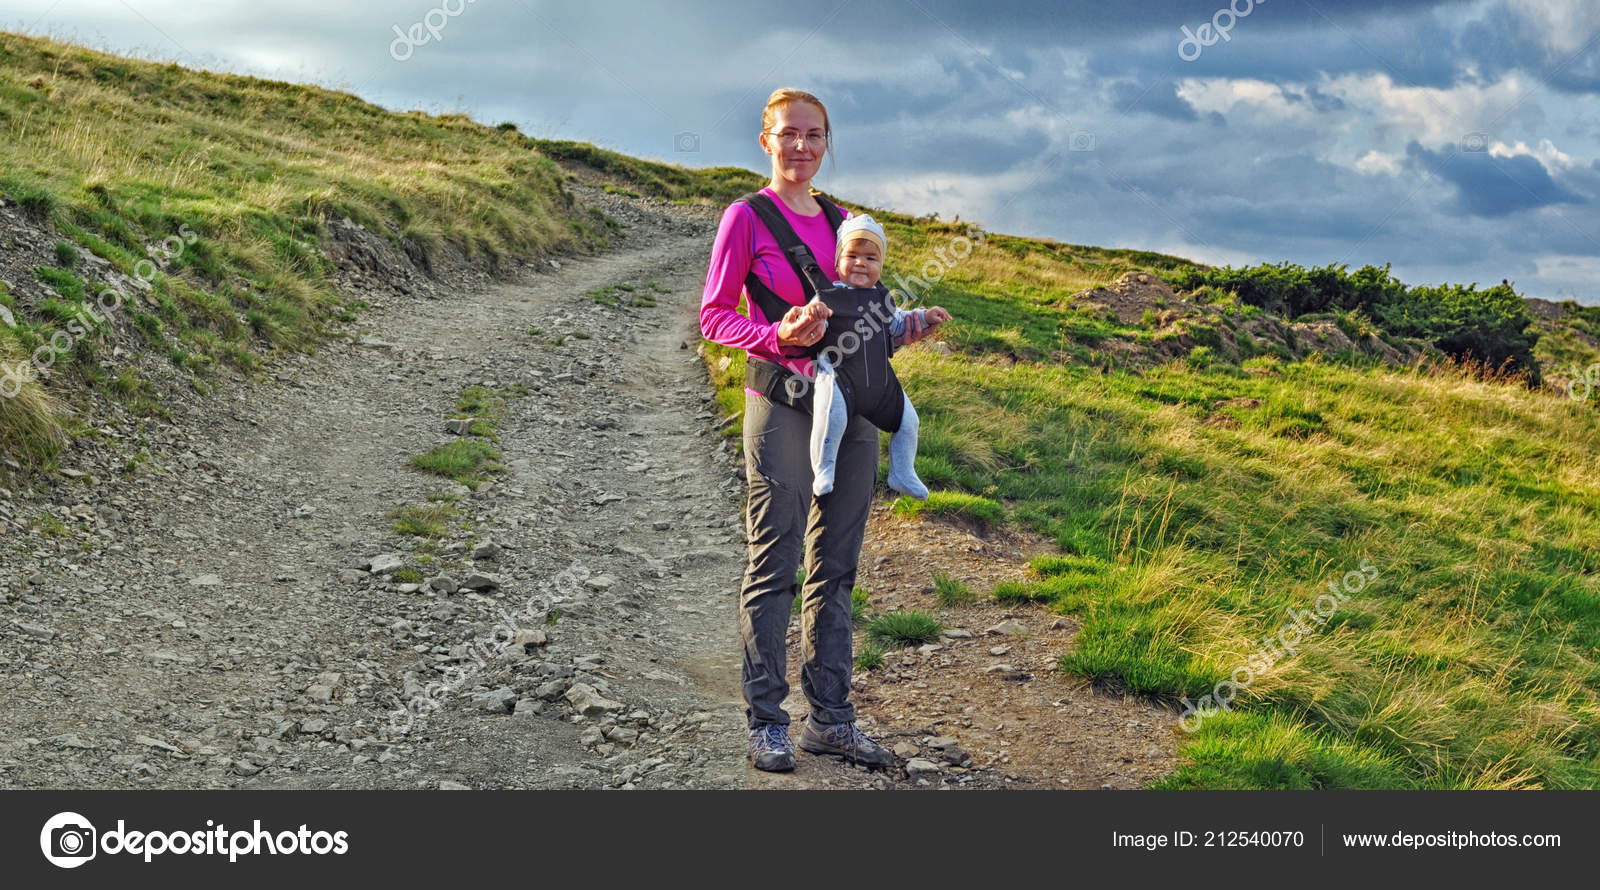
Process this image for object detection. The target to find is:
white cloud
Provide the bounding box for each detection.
[1321,70,1536,146]
[1176,78,1309,119]
[1354,149,1402,175]
[1490,137,1577,169]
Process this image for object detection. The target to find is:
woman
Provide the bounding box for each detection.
[700,88,943,772]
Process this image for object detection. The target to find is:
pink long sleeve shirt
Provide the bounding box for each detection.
[700,187,850,393]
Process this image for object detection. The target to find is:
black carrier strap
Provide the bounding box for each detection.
[738,190,844,343]
[737,190,845,414]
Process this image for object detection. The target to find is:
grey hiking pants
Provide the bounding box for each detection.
[739,389,878,730]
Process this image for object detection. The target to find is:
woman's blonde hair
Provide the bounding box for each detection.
[762,88,833,172]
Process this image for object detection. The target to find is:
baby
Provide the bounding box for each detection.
[808,214,946,500]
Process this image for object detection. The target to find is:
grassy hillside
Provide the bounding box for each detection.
[675,178,1600,789]
[0,33,741,473]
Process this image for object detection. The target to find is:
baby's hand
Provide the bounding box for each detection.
[803,298,831,329]
[895,306,950,349]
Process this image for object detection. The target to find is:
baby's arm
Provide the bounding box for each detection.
[889,305,926,353]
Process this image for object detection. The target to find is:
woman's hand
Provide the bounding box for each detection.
[895,306,950,349]
[776,300,831,350]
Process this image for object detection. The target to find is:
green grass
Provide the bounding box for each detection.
[931,571,974,606]
[387,502,457,538]
[442,383,526,444]
[1148,711,1410,789]
[453,385,504,420]
[892,491,1005,527]
[992,579,1048,604]
[407,439,503,489]
[998,554,1113,608]
[865,611,944,648]
[854,644,887,671]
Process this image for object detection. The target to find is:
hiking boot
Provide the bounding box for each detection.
[749,723,796,772]
[798,719,896,768]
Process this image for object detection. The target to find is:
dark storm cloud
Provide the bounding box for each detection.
[1405,141,1587,216]
[1185,155,1406,242]
[1083,4,1468,88]
[1459,3,1600,96]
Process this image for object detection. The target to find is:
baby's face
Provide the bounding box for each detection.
[838,238,883,288]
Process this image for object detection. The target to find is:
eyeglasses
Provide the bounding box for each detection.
[766,129,828,148]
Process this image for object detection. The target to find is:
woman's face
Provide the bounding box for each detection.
[761,101,827,185]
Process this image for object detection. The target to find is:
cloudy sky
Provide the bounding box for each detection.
[6,0,1600,300]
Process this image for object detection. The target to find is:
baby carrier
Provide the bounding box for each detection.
[738,191,906,433]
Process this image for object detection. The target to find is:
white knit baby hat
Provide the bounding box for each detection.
[836,213,886,258]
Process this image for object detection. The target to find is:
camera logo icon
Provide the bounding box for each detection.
[40,812,97,868]
[674,130,700,152]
